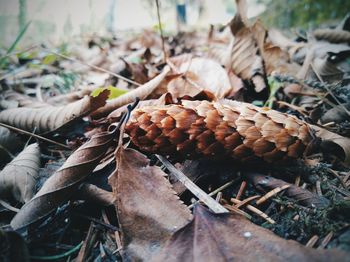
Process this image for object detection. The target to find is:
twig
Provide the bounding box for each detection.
[234,195,260,209]
[0,199,20,213]
[231,198,276,224]
[318,232,333,249]
[256,185,291,205]
[156,154,228,214]
[41,47,141,87]
[329,169,348,189]
[223,204,252,219]
[306,235,319,248]
[236,180,246,200]
[0,122,70,150]
[155,0,167,63]
[188,179,237,209]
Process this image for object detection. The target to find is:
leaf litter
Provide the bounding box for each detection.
[0,0,350,261]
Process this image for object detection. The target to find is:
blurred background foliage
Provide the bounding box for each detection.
[257,0,350,29]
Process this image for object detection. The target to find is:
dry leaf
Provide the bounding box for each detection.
[11,130,115,230]
[313,29,350,44]
[245,172,329,208]
[0,126,23,163]
[0,143,40,203]
[313,125,350,165]
[229,1,266,92]
[109,147,192,261]
[168,57,232,99]
[153,205,347,262]
[0,90,109,134]
[125,99,314,163]
[0,230,30,262]
[91,66,170,119]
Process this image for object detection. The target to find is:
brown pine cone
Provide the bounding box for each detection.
[125,100,315,163]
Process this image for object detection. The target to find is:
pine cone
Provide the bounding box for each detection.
[125,100,315,163]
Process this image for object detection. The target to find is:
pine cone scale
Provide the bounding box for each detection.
[125,100,315,163]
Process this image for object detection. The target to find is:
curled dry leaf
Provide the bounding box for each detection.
[313,125,350,165]
[45,86,97,105]
[229,2,266,92]
[313,29,350,44]
[11,130,115,230]
[245,173,329,208]
[168,57,232,99]
[0,90,109,134]
[109,147,192,261]
[153,205,347,262]
[91,66,171,119]
[0,143,41,203]
[125,99,314,163]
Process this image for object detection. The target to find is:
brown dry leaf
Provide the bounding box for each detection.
[153,205,347,262]
[91,66,170,119]
[245,173,329,208]
[45,86,97,105]
[0,143,41,203]
[168,57,232,99]
[313,125,350,165]
[11,130,115,230]
[229,1,266,92]
[0,90,109,134]
[109,147,192,261]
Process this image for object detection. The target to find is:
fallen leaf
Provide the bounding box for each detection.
[0,230,30,262]
[0,143,41,203]
[109,147,192,261]
[313,125,350,165]
[0,90,109,134]
[153,205,347,262]
[168,57,232,99]
[245,172,329,208]
[91,66,170,119]
[91,86,128,100]
[11,130,115,230]
[0,126,23,164]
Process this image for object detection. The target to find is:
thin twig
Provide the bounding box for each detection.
[188,179,237,209]
[0,122,70,150]
[0,199,20,213]
[155,0,167,63]
[157,154,228,214]
[41,47,141,86]
[306,235,319,248]
[231,198,276,224]
[256,185,291,205]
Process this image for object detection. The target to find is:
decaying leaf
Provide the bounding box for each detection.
[11,130,115,230]
[153,205,347,262]
[229,1,266,92]
[245,173,329,208]
[0,143,40,203]
[125,99,314,163]
[313,125,350,165]
[0,230,30,262]
[109,147,192,261]
[0,90,109,134]
[0,126,23,163]
[168,57,232,99]
[91,66,171,119]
